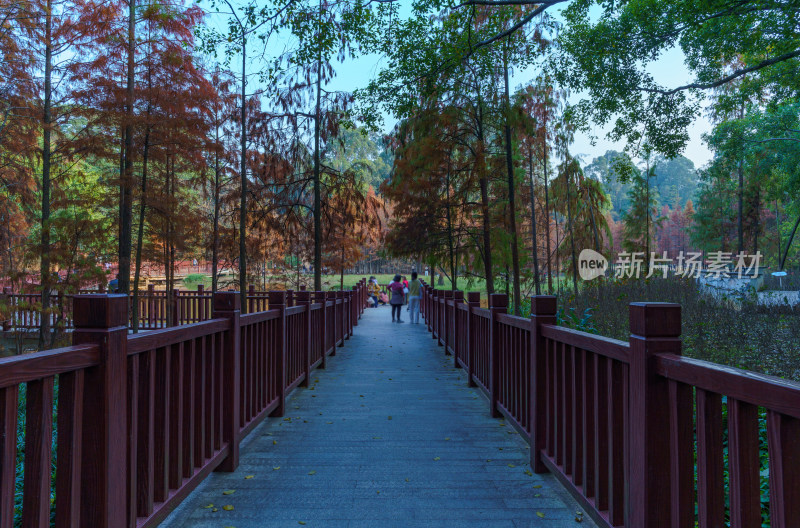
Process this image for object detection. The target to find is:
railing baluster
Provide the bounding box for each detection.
[22,376,55,528]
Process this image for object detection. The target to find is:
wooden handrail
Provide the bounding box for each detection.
[0,281,369,528]
[418,287,800,528]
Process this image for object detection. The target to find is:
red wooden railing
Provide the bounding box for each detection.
[0,280,367,527]
[420,281,800,528]
[1,281,371,333]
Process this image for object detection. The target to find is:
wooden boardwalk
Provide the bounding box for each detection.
[161,306,593,528]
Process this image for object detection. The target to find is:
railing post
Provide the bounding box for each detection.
[337,291,346,347]
[529,295,557,473]
[297,290,312,387]
[466,292,481,386]
[197,284,205,322]
[628,302,681,528]
[248,285,255,313]
[212,291,241,472]
[452,291,464,367]
[442,290,453,352]
[71,294,128,527]
[345,290,352,338]
[1,287,10,331]
[171,288,179,327]
[314,291,327,369]
[269,291,287,417]
[351,286,358,329]
[488,293,508,418]
[431,289,438,340]
[287,289,294,308]
[326,291,337,356]
[147,284,155,329]
[361,279,367,314]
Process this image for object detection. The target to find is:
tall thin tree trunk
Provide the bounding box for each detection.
[737,101,745,254]
[39,0,53,349]
[239,39,247,311]
[475,98,494,294]
[212,121,221,292]
[529,151,540,295]
[132,126,150,333]
[542,130,552,293]
[119,0,136,295]
[446,159,456,291]
[566,166,578,293]
[313,30,322,291]
[502,53,521,314]
[780,213,800,271]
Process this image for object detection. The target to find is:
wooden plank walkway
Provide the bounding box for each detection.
[160,306,594,528]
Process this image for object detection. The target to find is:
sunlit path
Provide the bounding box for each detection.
[161,306,591,528]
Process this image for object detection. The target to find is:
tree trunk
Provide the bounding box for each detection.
[132,126,150,333]
[212,119,221,292]
[566,166,578,293]
[446,159,457,291]
[503,54,521,314]
[38,0,53,349]
[238,39,247,311]
[529,150,540,295]
[313,49,322,291]
[119,0,136,295]
[475,98,494,294]
[542,127,552,293]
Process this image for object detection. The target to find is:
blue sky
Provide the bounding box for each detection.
[325,44,715,170]
[209,1,714,170]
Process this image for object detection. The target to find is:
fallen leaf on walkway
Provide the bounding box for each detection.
[444,437,450,441]
[244,475,254,479]
[222,505,234,511]
[373,436,382,439]
[308,471,316,475]
[273,440,278,445]
[433,457,440,461]
[204,504,214,509]
[326,421,333,424]
[405,478,410,482]
[387,416,392,420]
[211,508,218,512]
[222,490,235,495]
[533,485,542,489]
[273,467,280,470]
[536,512,545,518]
[486,459,492,462]
[298,522,306,526]
[507,464,516,468]
[524,470,533,476]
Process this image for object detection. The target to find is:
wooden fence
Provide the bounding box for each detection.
[421,282,800,528]
[0,280,367,527]
[0,285,336,332]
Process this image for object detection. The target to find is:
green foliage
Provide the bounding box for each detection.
[621,164,661,254]
[554,0,800,157]
[556,306,596,333]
